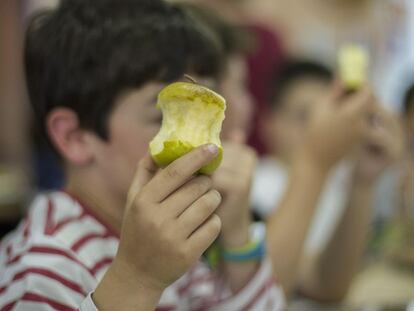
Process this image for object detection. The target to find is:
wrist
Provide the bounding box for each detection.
[293,151,331,180]
[219,219,250,248]
[93,260,163,311]
[221,240,266,263]
[220,222,266,264]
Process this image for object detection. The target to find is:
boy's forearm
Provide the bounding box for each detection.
[300,181,373,301]
[93,262,163,311]
[266,154,329,296]
[220,260,260,294]
[220,223,261,293]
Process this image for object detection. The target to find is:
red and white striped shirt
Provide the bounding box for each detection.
[0,191,285,310]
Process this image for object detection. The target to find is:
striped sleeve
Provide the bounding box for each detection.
[79,293,98,311]
[173,258,286,311]
[79,261,286,311]
[0,239,97,311]
[210,258,286,311]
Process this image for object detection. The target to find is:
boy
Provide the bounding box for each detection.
[0,1,285,310]
[255,60,403,300]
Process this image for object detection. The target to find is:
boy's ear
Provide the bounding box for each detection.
[46,108,94,165]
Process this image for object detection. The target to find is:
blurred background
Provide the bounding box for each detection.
[1,0,414,310]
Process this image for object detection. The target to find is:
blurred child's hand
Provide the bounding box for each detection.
[300,83,376,172]
[212,139,257,247]
[354,107,405,184]
[112,145,222,292]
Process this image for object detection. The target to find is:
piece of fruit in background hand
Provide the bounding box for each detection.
[150,81,226,174]
[338,44,369,90]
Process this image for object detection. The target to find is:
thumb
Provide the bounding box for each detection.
[126,152,158,209]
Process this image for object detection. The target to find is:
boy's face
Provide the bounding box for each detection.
[90,82,164,199]
[265,77,330,161]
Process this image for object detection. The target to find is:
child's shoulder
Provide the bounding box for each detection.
[0,192,104,308]
[0,192,119,281]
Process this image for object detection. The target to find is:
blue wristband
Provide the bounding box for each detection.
[221,238,266,262]
[204,223,267,266]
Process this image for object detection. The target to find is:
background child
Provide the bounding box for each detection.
[346,80,414,309]
[254,60,403,302]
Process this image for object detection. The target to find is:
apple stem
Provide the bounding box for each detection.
[184,74,197,84]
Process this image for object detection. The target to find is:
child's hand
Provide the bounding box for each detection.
[212,140,257,247]
[300,83,376,172]
[354,107,405,184]
[114,145,222,292]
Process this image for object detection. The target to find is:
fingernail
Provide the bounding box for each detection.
[206,144,218,155]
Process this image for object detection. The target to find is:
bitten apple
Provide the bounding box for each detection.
[150,82,226,174]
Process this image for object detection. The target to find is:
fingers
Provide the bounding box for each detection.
[144,144,219,203]
[225,128,247,144]
[126,153,158,210]
[327,80,346,102]
[378,108,405,140]
[365,126,387,146]
[343,87,376,117]
[212,170,236,193]
[364,109,405,160]
[187,214,222,255]
[177,189,222,238]
[162,175,213,218]
[212,143,256,195]
[220,142,257,169]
